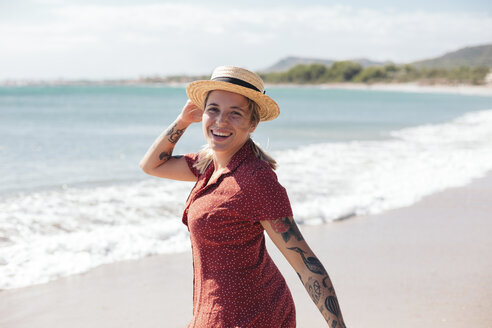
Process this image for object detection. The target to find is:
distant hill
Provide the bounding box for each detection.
[261,56,389,73]
[412,44,492,69]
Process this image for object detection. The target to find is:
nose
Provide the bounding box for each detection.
[216,111,229,125]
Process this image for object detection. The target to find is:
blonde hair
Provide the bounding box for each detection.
[193,93,277,174]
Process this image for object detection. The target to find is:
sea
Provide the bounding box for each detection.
[1,85,491,290]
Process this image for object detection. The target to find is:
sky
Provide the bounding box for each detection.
[1,0,492,80]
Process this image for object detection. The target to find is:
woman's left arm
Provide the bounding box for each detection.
[261,217,347,328]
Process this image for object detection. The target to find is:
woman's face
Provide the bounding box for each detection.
[202,90,257,159]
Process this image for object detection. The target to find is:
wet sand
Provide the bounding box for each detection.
[1,174,491,327]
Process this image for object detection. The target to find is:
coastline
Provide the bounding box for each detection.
[1,172,491,327]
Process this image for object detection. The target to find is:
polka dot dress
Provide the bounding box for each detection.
[182,141,296,328]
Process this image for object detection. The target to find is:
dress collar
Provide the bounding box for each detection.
[222,139,255,175]
[204,139,254,181]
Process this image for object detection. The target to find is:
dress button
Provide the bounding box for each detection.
[185,209,189,214]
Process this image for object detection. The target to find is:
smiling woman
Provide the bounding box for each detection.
[201,91,257,167]
[139,66,346,328]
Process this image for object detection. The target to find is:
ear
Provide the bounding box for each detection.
[249,121,258,133]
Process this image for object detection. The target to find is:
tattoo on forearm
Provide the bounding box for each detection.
[296,272,303,284]
[166,123,185,144]
[305,277,321,304]
[270,217,304,243]
[321,296,344,328]
[288,247,344,327]
[325,295,341,317]
[322,276,332,288]
[287,247,328,277]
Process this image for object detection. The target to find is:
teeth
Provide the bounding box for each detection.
[212,131,231,137]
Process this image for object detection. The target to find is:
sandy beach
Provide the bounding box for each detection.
[1,172,491,327]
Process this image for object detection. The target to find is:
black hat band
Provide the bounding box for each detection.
[212,76,265,94]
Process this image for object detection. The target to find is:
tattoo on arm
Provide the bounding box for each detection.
[323,292,345,328]
[158,152,183,163]
[296,272,303,284]
[322,276,332,288]
[287,244,345,327]
[305,277,321,304]
[166,123,185,144]
[269,217,304,243]
[159,151,171,162]
[318,292,345,328]
[325,295,341,317]
[287,247,328,276]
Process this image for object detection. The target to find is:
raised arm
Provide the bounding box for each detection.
[139,100,203,181]
[261,217,346,328]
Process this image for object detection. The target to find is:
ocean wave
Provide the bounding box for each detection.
[0,180,194,289]
[276,109,492,224]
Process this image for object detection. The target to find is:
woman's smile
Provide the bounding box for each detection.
[210,129,232,139]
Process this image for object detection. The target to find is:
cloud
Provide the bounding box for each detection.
[1,3,491,79]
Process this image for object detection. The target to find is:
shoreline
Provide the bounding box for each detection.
[1,172,491,327]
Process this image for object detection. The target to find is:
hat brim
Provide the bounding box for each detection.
[186,80,280,122]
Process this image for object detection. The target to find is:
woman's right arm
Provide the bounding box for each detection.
[139,100,203,181]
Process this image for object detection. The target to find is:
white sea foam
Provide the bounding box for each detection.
[1,109,492,290]
[0,180,194,289]
[276,109,492,224]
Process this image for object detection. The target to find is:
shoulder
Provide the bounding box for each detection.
[184,152,202,177]
[237,156,277,180]
[233,157,285,196]
[235,158,293,221]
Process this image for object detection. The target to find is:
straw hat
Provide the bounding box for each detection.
[186,66,280,121]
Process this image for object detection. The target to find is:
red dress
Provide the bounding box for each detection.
[182,140,296,328]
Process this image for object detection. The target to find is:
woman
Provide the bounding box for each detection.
[139,66,346,328]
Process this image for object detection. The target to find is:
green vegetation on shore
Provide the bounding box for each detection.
[412,44,492,69]
[259,62,490,85]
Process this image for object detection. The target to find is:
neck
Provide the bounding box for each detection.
[212,152,234,171]
[212,139,250,171]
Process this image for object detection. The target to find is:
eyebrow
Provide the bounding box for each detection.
[206,102,248,112]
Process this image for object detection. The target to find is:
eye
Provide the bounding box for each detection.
[205,107,219,113]
[231,111,243,117]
